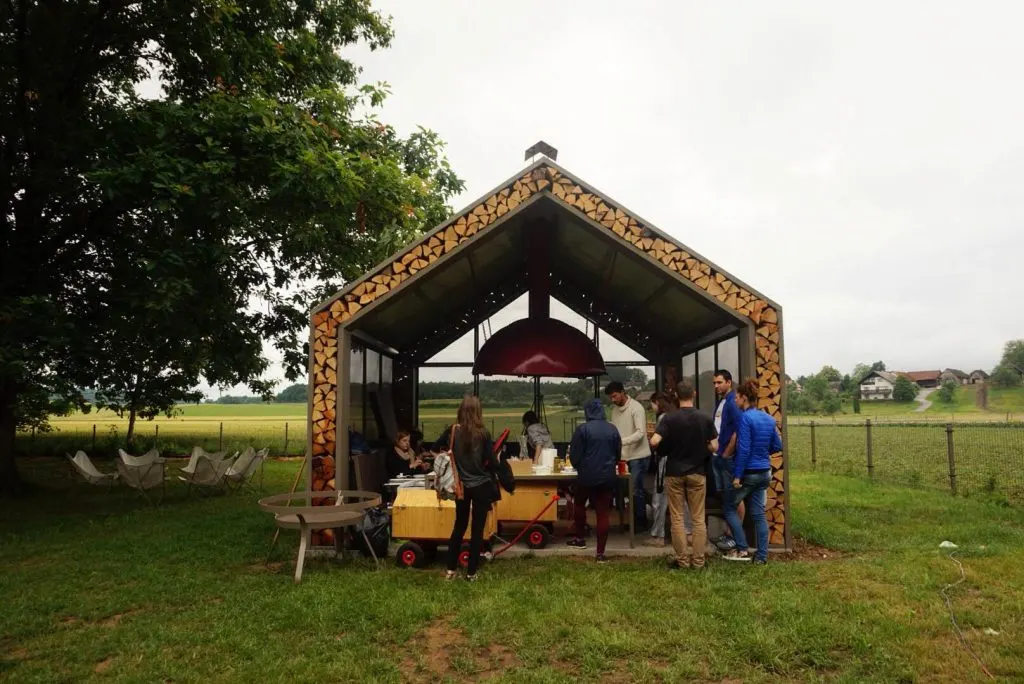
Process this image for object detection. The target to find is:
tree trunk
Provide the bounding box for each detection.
[127,406,137,448]
[0,385,26,498]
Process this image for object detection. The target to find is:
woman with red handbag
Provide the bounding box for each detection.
[444,394,495,582]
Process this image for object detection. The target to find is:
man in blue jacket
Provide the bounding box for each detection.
[711,370,743,549]
[567,398,622,563]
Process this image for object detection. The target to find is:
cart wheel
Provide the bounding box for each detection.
[458,543,471,568]
[526,524,551,549]
[395,541,425,569]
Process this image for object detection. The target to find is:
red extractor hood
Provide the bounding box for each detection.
[472,224,606,377]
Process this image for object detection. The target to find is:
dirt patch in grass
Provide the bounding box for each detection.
[94,657,113,674]
[7,647,30,661]
[773,535,844,562]
[398,616,519,682]
[58,610,138,629]
[248,561,285,573]
[99,611,135,628]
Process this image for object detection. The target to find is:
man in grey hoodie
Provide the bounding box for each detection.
[605,381,652,530]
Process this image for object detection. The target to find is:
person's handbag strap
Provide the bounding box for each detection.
[448,424,464,500]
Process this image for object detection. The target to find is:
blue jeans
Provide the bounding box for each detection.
[722,470,770,561]
[711,455,733,502]
[628,457,650,525]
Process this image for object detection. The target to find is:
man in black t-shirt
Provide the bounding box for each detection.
[650,381,718,569]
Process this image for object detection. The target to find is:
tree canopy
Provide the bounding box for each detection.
[0,1,463,494]
[992,340,1024,387]
[892,376,919,402]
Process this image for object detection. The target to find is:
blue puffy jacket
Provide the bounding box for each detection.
[733,408,782,478]
[569,399,622,488]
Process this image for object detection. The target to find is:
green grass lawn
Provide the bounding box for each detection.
[990,386,1024,412]
[927,385,983,414]
[1,459,1022,682]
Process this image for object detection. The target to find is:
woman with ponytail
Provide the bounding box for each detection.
[721,379,782,565]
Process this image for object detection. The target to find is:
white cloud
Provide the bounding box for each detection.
[208,0,1024,395]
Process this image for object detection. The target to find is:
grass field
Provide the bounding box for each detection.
[1,459,1022,682]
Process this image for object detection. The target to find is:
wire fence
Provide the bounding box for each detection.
[789,412,1024,425]
[25,415,1024,503]
[15,421,306,458]
[788,420,1024,502]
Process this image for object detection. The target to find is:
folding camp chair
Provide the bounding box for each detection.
[66,451,118,491]
[116,459,166,504]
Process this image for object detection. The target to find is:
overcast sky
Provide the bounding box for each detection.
[210,1,1024,394]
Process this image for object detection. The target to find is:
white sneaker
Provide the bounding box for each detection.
[723,549,752,562]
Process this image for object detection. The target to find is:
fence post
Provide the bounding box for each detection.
[865,419,874,479]
[284,422,289,456]
[218,422,224,451]
[91,424,97,452]
[946,422,957,495]
[155,425,159,446]
[810,420,817,468]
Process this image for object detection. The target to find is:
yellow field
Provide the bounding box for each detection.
[19,402,592,456]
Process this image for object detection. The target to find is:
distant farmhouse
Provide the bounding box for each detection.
[859,371,900,400]
[900,370,942,389]
[969,370,989,384]
[859,366,989,401]
[940,368,970,386]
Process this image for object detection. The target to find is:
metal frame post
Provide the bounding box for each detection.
[946,422,957,495]
[865,419,873,479]
[810,420,817,468]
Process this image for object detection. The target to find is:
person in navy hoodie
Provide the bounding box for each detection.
[722,379,782,564]
[566,398,622,563]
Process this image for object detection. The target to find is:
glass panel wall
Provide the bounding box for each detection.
[681,334,740,415]
[716,337,739,386]
[364,349,380,442]
[697,346,716,413]
[350,346,365,435]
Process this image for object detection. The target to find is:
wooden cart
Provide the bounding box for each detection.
[390,488,497,568]
[496,472,636,548]
[492,478,560,549]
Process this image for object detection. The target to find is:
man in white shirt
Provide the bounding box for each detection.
[605,381,652,529]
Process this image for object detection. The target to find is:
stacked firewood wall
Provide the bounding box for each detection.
[309,164,786,546]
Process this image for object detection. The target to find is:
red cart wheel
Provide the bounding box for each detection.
[458,543,471,568]
[395,541,425,568]
[525,523,551,549]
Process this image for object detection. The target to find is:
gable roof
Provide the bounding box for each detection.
[861,370,899,384]
[900,370,941,383]
[312,158,780,365]
[970,369,989,378]
[943,368,969,379]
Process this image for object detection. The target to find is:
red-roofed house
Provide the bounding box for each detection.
[899,370,942,388]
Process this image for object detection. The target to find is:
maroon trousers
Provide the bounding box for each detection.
[573,484,613,555]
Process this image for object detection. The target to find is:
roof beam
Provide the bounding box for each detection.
[401,274,528,365]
